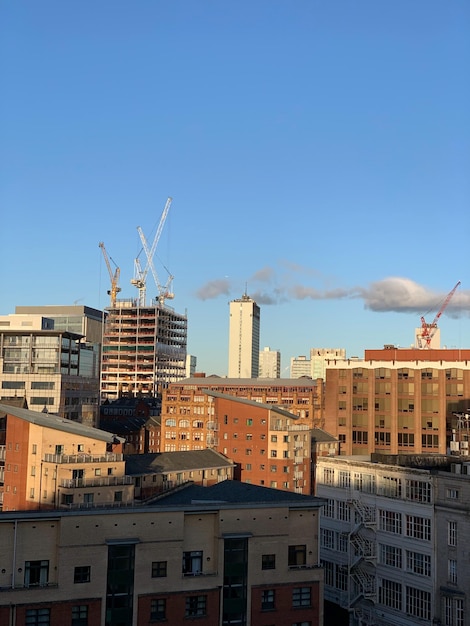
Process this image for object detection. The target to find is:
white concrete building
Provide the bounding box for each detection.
[290,355,311,379]
[258,346,280,378]
[228,294,260,378]
[316,454,470,626]
[310,347,346,379]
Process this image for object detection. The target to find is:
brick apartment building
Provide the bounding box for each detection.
[163,375,324,425]
[161,388,337,495]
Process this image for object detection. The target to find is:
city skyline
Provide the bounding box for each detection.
[1,2,469,376]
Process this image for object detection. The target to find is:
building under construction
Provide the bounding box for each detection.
[100,300,187,401]
[99,197,188,401]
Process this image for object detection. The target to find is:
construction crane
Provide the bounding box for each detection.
[99,242,121,307]
[131,197,174,307]
[418,280,461,348]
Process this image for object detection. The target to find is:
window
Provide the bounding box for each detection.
[444,596,465,626]
[379,578,402,610]
[321,529,335,550]
[262,554,275,570]
[405,551,430,577]
[405,515,431,541]
[337,501,350,522]
[24,560,49,587]
[292,587,311,607]
[405,479,431,503]
[379,544,402,569]
[150,598,166,620]
[71,605,88,626]
[74,565,91,583]
[261,589,275,610]
[446,488,459,500]
[322,499,334,518]
[83,493,94,504]
[448,558,457,584]
[183,550,203,575]
[32,444,37,455]
[405,586,431,620]
[271,450,277,458]
[379,510,402,534]
[380,475,402,498]
[338,471,350,488]
[185,595,207,617]
[288,545,306,568]
[114,491,123,502]
[55,445,63,455]
[25,609,50,626]
[151,561,167,578]
[448,520,457,546]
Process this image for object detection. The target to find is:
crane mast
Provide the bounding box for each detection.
[418,280,461,348]
[99,242,121,307]
[131,197,174,307]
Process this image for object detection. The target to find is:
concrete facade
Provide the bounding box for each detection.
[259,346,281,378]
[228,294,260,378]
[316,454,470,626]
[100,300,187,401]
[0,318,100,422]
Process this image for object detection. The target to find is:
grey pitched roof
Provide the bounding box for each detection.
[154,479,325,507]
[311,428,338,443]
[0,403,125,444]
[202,389,299,420]
[125,449,235,475]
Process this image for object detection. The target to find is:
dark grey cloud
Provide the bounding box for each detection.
[195,268,469,318]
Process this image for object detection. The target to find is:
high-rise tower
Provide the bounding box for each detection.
[228,294,260,378]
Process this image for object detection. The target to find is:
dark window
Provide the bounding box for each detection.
[25,609,50,626]
[74,566,91,583]
[150,598,166,620]
[114,490,123,502]
[288,545,306,568]
[262,554,276,570]
[293,586,311,607]
[151,561,167,578]
[71,605,88,626]
[183,550,203,575]
[24,560,49,587]
[185,595,207,617]
[262,589,275,610]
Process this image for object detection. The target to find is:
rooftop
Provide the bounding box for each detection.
[0,403,125,444]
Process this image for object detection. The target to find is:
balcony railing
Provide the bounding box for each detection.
[44,453,123,464]
[60,475,133,488]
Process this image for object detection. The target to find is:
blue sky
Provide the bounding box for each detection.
[1,1,469,376]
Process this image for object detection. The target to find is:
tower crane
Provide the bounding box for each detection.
[131,197,174,307]
[418,280,461,348]
[99,242,121,307]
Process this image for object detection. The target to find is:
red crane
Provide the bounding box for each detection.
[419,280,461,348]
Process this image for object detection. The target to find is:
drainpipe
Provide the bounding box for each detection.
[11,519,17,589]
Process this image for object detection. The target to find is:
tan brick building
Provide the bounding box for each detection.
[0,403,132,511]
[0,480,326,626]
[324,347,470,456]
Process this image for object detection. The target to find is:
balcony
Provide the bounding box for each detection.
[60,475,133,489]
[43,453,123,464]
